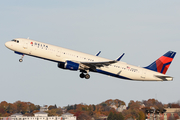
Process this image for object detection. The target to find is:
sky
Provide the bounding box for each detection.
[0,0,180,107]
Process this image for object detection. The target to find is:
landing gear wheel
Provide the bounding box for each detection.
[80,73,85,78]
[85,74,90,79]
[19,59,23,62]
[19,54,24,62]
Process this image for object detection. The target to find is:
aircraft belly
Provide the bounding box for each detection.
[96,67,132,80]
[98,66,162,81]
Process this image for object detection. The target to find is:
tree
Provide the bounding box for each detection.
[48,105,57,110]
[54,104,57,109]
[48,109,57,116]
[0,101,8,113]
[88,111,93,116]
[35,105,40,110]
[6,103,14,113]
[107,112,124,120]
[107,112,114,120]
[138,111,145,120]
[13,101,28,114]
[116,112,124,120]
[128,100,142,110]
[56,107,63,115]
[27,103,36,113]
[92,104,96,111]
[0,108,6,115]
[77,112,91,120]
[142,99,163,109]
[74,111,83,119]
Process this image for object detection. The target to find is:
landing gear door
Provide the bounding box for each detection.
[56,49,61,57]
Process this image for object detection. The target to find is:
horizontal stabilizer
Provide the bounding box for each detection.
[154,75,173,81]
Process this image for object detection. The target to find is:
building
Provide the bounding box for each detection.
[0,112,76,120]
[34,111,48,117]
[110,104,126,112]
[116,105,126,112]
[61,113,76,120]
[164,108,180,120]
[40,105,48,112]
[145,108,180,120]
[10,113,23,117]
[110,105,117,110]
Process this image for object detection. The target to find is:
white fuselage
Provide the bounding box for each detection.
[5,38,172,81]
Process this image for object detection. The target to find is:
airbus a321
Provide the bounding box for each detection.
[5,38,176,81]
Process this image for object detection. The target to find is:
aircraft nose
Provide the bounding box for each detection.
[5,42,11,48]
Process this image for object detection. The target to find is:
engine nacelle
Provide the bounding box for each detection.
[58,61,80,71]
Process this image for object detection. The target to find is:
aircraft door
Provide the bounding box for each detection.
[23,42,28,49]
[141,70,146,79]
[56,49,61,57]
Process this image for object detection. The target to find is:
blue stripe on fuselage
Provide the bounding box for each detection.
[95,69,132,80]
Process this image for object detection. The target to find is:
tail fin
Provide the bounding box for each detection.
[144,51,176,74]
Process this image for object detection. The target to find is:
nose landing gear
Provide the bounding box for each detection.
[19,55,24,62]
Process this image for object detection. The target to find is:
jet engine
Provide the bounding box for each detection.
[58,61,80,71]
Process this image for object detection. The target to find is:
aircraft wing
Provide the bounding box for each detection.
[80,60,117,71]
[79,53,125,71]
[82,60,117,67]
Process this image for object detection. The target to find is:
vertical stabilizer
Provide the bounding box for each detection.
[144,51,176,74]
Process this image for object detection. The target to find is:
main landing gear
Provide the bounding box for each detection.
[80,72,90,79]
[19,54,24,62]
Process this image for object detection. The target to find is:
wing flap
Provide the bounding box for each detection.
[81,60,117,68]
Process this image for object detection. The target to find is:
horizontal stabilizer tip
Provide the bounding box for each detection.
[154,75,173,81]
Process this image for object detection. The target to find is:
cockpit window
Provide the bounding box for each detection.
[11,39,16,42]
[11,39,19,43]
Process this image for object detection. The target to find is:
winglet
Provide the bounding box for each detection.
[96,51,101,56]
[116,53,125,61]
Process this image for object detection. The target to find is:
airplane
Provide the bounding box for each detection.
[5,38,176,81]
